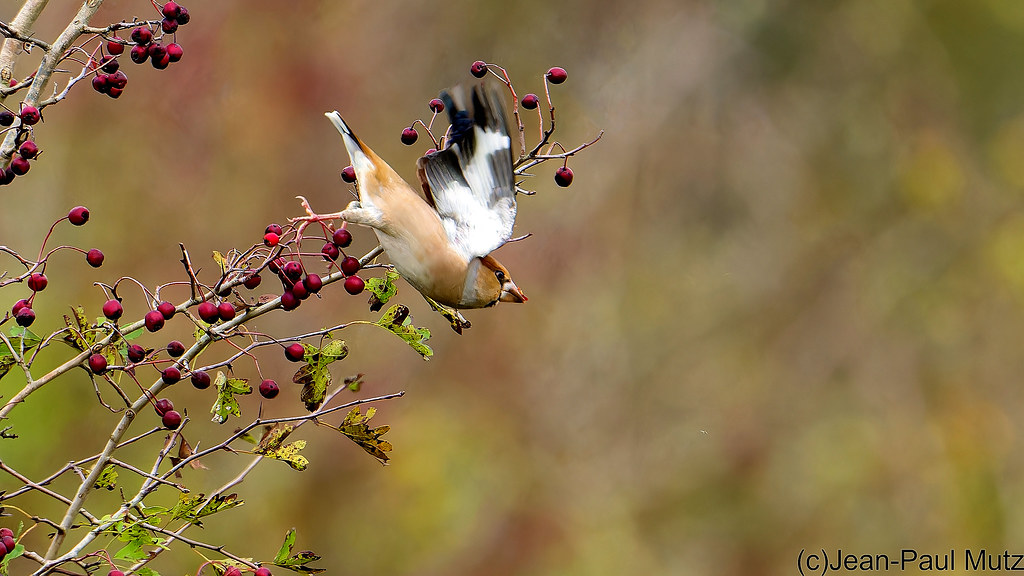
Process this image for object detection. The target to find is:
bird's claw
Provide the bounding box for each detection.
[289,196,347,245]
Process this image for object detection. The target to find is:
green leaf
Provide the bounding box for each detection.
[136,568,161,576]
[212,250,228,275]
[0,542,25,573]
[260,440,309,471]
[272,529,325,574]
[292,340,348,411]
[2,326,40,356]
[376,304,432,359]
[91,464,118,490]
[114,540,146,562]
[334,407,393,464]
[195,493,243,518]
[122,326,144,341]
[274,529,297,564]
[210,372,252,424]
[0,356,15,381]
[366,270,400,311]
[170,493,204,521]
[345,373,363,392]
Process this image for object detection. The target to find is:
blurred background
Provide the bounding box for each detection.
[5,0,1024,574]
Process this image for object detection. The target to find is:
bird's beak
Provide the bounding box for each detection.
[499,279,527,303]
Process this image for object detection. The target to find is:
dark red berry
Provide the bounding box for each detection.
[162,410,181,429]
[263,232,280,247]
[144,310,165,332]
[157,301,176,319]
[259,379,279,399]
[87,248,105,267]
[265,223,283,236]
[243,272,262,289]
[223,567,241,576]
[0,535,13,555]
[268,257,285,274]
[88,353,108,374]
[546,66,568,84]
[283,261,303,281]
[284,343,305,362]
[18,140,38,159]
[521,93,539,110]
[321,242,340,261]
[127,344,146,363]
[161,366,181,384]
[254,567,272,576]
[130,45,149,64]
[554,166,573,187]
[0,541,7,559]
[401,127,418,145]
[429,98,444,113]
[130,26,153,45]
[151,52,171,69]
[161,18,178,34]
[470,60,488,78]
[19,105,40,125]
[166,43,184,62]
[166,340,185,357]
[175,7,190,25]
[303,273,323,293]
[280,290,300,311]
[217,302,236,321]
[108,86,123,99]
[0,528,12,540]
[0,110,13,127]
[0,167,14,185]
[197,301,219,323]
[69,206,90,225]
[191,370,211,389]
[9,156,30,176]
[340,256,360,276]
[332,228,352,248]
[107,39,125,55]
[100,56,119,74]
[109,70,128,89]
[154,398,174,415]
[290,281,308,300]
[102,299,123,320]
[15,307,34,327]
[11,299,29,315]
[341,165,356,183]
[27,273,47,292]
[109,570,125,576]
[92,75,110,94]
[161,1,181,18]
[344,275,365,295]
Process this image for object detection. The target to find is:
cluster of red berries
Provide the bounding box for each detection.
[0,105,43,185]
[0,527,16,561]
[318,226,365,296]
[154,396,181,429]
[93,1,188,99]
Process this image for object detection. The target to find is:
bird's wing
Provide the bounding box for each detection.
[416,85,516,261]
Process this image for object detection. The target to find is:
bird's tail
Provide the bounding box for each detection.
[325,111,375,175]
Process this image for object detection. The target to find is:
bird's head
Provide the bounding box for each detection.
[463,255,527,308]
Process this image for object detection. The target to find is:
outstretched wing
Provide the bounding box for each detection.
[416,85,516,261]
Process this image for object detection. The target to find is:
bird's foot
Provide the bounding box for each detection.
[290,196,348,244]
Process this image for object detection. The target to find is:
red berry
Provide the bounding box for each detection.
[0,111,13,126]
[280,290,300,311]
[321,242,340,261]
[102,299,123,320]
[470,60,488,78]
[0,541,7,559]
[289,281,308,300]
[15,308,34,327]
[127,344,146,363]
[92,75,110,94]
[284,343,305,362]
[144,310,165,332]
[400,127,418,145]
[303,273,323,294]
[175,7,190,25]
[108,87,123,99]
[554,166,573,187]
[341,165,356,183]
[254,568,272,576]
[109,70,128,89]
[162,1,181,18]
[223,568,241,576]
[265,223,283,236]
[344,275,365,295]
[243,272,262,289]
[166,340,185,357]
[88,353,108,374]
[546,66,568,84]
[0,528,13,539]
[154,398,174,415]
[130,45,149,64]
[190,370,210,389]
[340,256,360,276]
[259,379,279,399]
[429,98,444,113]
[19,105,40,125]
[9,156,29,176]
[217,302,236,321]
[27,273,47,292]
[263,232,280,247]
[69,206,90,225]
[108,570,124,576]
[151,52,171,69]
[332,228,352,248]
[11,299,29,315]
[197,301,219,323]
[166,43,184,62]
[161,18,178,34]
[86,248,105,267]
[18,140,38,159]
[157,301,176,319]
[130,26,152,45]
[0,167,14,185]
[521,93,539,110]
[268,257,285,274]
[161,366,181,384]
[0,535,13,554]
[283,261,303,281]
[107,39,125,55]
[100,56,119,74]
[162,410,181,429]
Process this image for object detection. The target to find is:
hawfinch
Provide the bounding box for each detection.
[320,85,527,309]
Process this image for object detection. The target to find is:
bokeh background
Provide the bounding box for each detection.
[5,0,1024,574]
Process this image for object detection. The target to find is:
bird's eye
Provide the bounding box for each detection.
[494,270,505,282]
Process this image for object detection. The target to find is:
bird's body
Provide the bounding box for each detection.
[320,85,526,310]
